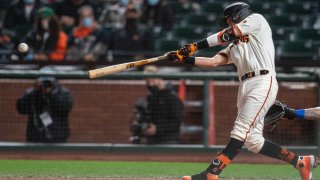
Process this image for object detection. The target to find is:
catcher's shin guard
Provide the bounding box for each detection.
[295,155,317,180]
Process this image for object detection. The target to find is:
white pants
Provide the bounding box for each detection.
[230,74,278,153]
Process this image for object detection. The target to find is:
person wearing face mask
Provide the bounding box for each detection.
[67,5,109,62]
[50,0,97,33]
[132,65,183,144]
[2,0,43,41]
[109,4,154,61]
[25,7,68,61]
[140,0,175,31]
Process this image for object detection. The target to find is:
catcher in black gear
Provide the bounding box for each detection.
[265,100,320,131]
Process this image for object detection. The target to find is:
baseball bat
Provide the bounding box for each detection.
[88,55,168,79]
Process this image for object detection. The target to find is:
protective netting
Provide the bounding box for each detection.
[0,78,318,146]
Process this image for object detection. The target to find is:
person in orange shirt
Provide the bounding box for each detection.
[66,5,109,62]
[25,7,68,61]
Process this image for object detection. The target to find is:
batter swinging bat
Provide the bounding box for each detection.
[88,55,168,79]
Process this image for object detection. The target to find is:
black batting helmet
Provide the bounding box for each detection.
[221,2,252,28]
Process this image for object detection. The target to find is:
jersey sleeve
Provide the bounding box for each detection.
[218,44,233,64]
[234,14,262,36]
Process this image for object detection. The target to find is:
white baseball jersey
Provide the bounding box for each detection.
[217,13,279,152]
[220,13,276,79]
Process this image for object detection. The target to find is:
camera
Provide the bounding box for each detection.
[130,98,150,144]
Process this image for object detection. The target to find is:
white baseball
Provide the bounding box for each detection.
[18,43,29,53]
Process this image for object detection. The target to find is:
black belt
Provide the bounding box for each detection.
[241,70,269,81]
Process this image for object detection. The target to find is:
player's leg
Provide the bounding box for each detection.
[183,138,243,180]
[258,139,316,180]
[183,75,275,180]
[241,81,317,179]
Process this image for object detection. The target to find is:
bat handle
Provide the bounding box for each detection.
[158,55,168,61]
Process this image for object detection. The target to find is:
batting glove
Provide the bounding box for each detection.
[165,51,184,62]
[179,43,197,57]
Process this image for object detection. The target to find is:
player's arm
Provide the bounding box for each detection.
[287,107,320,121]
[192,54,228,67]
[179,26,241,57]
[166,47,230,68]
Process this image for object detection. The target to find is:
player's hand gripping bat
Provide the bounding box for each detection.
[88,55,168,79]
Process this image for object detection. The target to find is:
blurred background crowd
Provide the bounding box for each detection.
[0,0,319,70]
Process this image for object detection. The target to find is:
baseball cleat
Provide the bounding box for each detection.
[295,155,317,180]
[182,172,218,180]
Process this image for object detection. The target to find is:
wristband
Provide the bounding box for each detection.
[196,39,209,50]
[295,109,305,119]
[183,57,195,65]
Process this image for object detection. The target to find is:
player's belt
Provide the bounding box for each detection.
[241,70,269,81]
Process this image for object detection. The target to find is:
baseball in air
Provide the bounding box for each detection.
[18,43,29,53]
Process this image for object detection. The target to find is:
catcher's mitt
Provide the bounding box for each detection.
[264,100,286,131]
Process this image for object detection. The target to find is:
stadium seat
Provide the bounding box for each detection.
[266,15,301,28]
[250,2,274,15]
[278,2,315,16]
[272,27,293,41]
[185,13,217,27]
[201,2,224,14]
[277,41,314,58]
[155,39,182,52]
[290,29,320,41]
[172,27,205,40]
[171,26,220,41]
[301,15,317,29]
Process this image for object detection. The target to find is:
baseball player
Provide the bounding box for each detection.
[166,2,317,180]
[265,100,320,131]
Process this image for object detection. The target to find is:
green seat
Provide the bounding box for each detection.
[279,2,315,16]
[201,2,223,14]
[271,27,293,41]
[277,41,314,58]
[155,39,182,52]
[172,27,208,40]
[186,13,217,27]
[250,2,274,14]
[301,15,317,29]
[291,29,320,41]
[267,15,301,28]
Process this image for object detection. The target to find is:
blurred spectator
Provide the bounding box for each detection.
[0,29,16,63]
[50,0,97,33]
[109,4,154,61]
[141,0,175,31]
[314,0,320,29]
[178,0,200,14]
[66,5,109,62]
[16,67,73,143]
[25,7,68,61]
[98,0,127,28]
[130,66,184,144]
[2,0,43,41]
